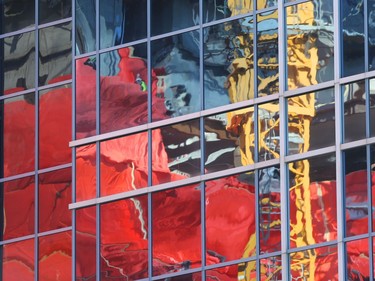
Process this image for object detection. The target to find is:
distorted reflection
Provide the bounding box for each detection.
[1,31,35,95]
[76,144,96,201]
[1,0,35,34]
[153,184,201,276]
[346,239,369,280]
[2,176,34,241]
[344,146,368,237]
[39,84,72,169]
[76,0,96,54]
[260,256,282,280]
[38,168,72,232]
[371,145,375,232]
[100,44,148,133]
[100,132,148,196]
[342,80,366,143]
[259,166,281,254]
[152,33,200,120]
[206,262,256,281]
[1,239,34,281]
[76,206,96,281]
[100,196,148,279]
[204,17,254,109]
[369,0,375,71]
[289,153,337,248]
[2,94,35,177]
[38,231,72,281]
[287,88,335,155]
[290,245,338,280]
[369,79,375,137]
[286,0,334,89]
[206,173,256,263]
[39,22,72,86]
[258,0,277,9]
[39,0,71,25]
[99,0,146,49]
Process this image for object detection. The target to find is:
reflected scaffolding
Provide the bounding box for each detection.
[346,239,369,280]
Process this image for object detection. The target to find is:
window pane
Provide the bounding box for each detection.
[346,239,369,280]
[39,0,71,25]
[1,0,35,34]
[206,262,256,281]
[76,144,96,201]
[369,0,375,71]
[370,78,375,137]
[260,256,282,280]
[76,0,96,54]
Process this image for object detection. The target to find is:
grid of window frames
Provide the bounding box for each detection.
[0,0,73,280]
[70,0,375,280]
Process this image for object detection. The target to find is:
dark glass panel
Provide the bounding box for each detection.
[76,144,96,201]
[344,146,368,237]
[39,22,72,86]
[100,196,148,279]
[342,0,364,77]
[76,0,96,54]
[76,207,96,281]
[151,0,199,36]
[206,172,255,263]
[100,44,148,134]
[38,168,71,232]
[257,10,278,96]
[152,184,201,276]
[260,256,281,280]
[38,231,72,281]
[99,0,146,49]
[259,165,281,254]
[206,262,256,281]
[289,153,337,248]
[286,0,334,89]
[369,0,375,71]
[39,0,71,24]
[39,84,72,169]
[258,101,280,162]
[287,88,335,155]
[1,239,34,281]
[3,93,35,177]
[343,80,366,143]
[1,0,35,34]
[203,17,254,109]
[370,78,375,137]
[152,119,200,185]
[258,0,277,9]
[204,106,254,174]
[203,0,253,23]
[76,56,96,139]
[2,176,34,240]
[1,31,35,96]
[290,245,338,280]
[346,239,369,280]
[100,131,148,196]
[151,32,200,121]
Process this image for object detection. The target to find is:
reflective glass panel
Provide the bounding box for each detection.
[344,146,368,237]
[371,145,375,232]
[203,0,254,23]
[2,176,34,241]
[258,0,277,9]
[290,245,338,280]
[206,262,256,281]
[1,31,35,95]
[152,32,200,121]
[289,153,337,248]
[287,88,335,155]
[39,0,71,24]
[260,256,282,280]
[100,44,148,134]
[39,168,72,232]
[2,239,34,281]
[100,131,148,196]
[258,101,280,162]
[151,0,199,36]
[342,0,365,77]
[76,144,96,201]
[152,119,200,184]
[257,10,278,96]
[204,106,254,173]
[369,0,375,71]
[259,165,281,254]
[76,0,96,54]
[3,93,35,177]
[38,231,72,281]
[346,239,369,280]
[76,56,96,139]
[76,206,96,281]
[167,273,202,281]
[370,78,375,137]
[39,22,72,86]
[204,17,254,109]
[343,80,366,143]
[1,0,35,34]
[286,0,334,89]
[206,172,256,263]
[39,84,72,169]
[99,0,146,49]
[100,196,148,279]
[152,184,201,276]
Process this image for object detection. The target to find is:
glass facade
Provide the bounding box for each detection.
[2,0,375,280]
